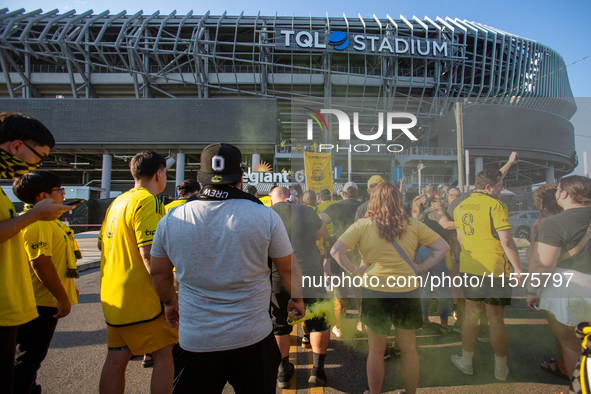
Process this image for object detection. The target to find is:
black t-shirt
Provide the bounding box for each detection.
[537,206,591,275]
[324,198,362,269]
[423,213,455,240]
[271,202,323,279]
[324,199,362,241]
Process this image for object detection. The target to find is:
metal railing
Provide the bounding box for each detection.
[275,144,459,157]
[5,64,436,78]
[402,147,457,156]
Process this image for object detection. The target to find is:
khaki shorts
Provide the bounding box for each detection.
[107,314,178,355]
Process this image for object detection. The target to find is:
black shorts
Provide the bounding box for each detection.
[360,288,423,334]
[172,332,280,394]
[271,288,330,336]
[462,274,512,306]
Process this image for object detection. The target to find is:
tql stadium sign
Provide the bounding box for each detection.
[275,29,449,58]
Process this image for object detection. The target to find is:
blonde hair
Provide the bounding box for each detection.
[365,182,410,241]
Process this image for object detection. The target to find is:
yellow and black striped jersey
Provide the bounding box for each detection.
[99,188,164,326]
[454,191,512,277]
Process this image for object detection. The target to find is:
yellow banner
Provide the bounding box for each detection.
[304,152,332,193]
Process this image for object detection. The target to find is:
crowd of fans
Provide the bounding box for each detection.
[1,111,590,394]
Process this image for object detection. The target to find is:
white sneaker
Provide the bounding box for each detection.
[357,322,364,332]
[495,366,509,381]
[451,354,474,375]
[332,325,342,338]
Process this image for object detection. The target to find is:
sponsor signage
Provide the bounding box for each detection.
[275,29,449,58]
[392,167,402,183]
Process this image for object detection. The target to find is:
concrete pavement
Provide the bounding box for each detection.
[37,271,571,393]
[74,230,101,271]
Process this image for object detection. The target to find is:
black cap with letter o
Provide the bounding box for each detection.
[198,143,243,186]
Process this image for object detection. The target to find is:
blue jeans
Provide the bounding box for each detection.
[418,247,451,321]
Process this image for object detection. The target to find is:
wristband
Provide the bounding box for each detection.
[526,291,538,296]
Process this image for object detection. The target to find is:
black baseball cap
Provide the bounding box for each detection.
[319,188,331,199]
[198,143,243,185]
[245,185,257,195]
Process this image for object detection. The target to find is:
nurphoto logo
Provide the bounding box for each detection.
[304,108,418,154]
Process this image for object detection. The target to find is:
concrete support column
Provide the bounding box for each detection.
[252,153,261,166]
[101,153,112,199]
[546,166,555,183]
[175,152,185,187]
[475,157,484,174]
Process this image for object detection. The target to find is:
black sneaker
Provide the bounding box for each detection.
[308,367,327,386]
[277,363,294,389]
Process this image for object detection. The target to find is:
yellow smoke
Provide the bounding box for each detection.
[288,298,336,326]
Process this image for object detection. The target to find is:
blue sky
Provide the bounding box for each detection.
[5,0,591,174]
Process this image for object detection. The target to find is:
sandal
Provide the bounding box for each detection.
[540,359,569,380]
[142,353,154,368]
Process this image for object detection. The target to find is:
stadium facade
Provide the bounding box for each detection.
[0,8,577,197]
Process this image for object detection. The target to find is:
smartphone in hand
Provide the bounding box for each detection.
[64,199,84,206]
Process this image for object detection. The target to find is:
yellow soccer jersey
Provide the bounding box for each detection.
[454,191,512,277]
[21,219,79,308]
[259,195,272,207]
[99,188,165,326]
[165,199,186,212]
[0,189,38,326]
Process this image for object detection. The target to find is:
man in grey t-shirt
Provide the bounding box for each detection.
[150,143,304,394]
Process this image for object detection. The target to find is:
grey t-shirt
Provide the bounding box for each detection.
[151,199,293,352]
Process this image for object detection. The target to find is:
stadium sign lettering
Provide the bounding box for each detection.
[243,171,290,185]
[243,170,305,184]
[277,30,448,57]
